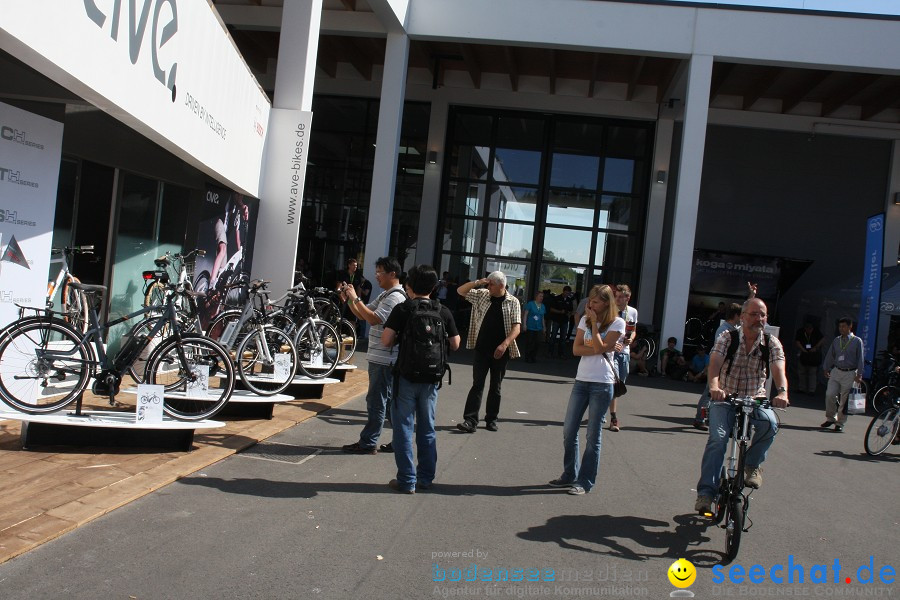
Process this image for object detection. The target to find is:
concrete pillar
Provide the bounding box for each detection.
[659,54,713,353]
[363,32,410,275]
[637,116,675,322]
[416,94,449,268]
[253,0,321,294]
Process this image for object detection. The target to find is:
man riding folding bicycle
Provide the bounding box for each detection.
[694,298,790,515]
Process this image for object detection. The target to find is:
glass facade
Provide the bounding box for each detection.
[438,108,653,301]
[298,96,430,287]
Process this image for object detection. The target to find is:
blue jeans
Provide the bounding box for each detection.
[696,402,779,498]
[560,380,614,492]
[392,376,439,489]
[358,362,394,449]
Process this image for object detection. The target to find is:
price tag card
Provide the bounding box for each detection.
[136,384,165,424]
[274,352,292,381]
[186,365,210,399]
[309,347,324,368]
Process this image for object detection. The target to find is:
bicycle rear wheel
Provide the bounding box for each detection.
[294,320,339,379]
[871,385,899,414]
[236,327,298,396]
[145,334,234,421]
[864,407,900,456]
[724,496,744,563]
[336,318,357,364]
[684,318,702,344]
[0,319,91,413]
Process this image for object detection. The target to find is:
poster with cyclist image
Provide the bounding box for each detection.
[192,184,259,329]
[0,102,64,329]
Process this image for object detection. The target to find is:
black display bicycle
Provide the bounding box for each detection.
[0,280,235,421]
[864,394,900,456]
[699,395,780,563]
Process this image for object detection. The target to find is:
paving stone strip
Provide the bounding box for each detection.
[0,368,368,564]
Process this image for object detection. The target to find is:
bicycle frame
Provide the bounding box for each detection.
[216,284,275,366]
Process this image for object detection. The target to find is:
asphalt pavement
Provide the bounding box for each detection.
[0,349,896,600]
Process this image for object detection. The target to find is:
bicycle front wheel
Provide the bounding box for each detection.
[145,335,235,421]
[871,385,899,414]
[711,468,728,525]
[0,319,91,413]
[724,496,744,563]
[864,407,900,456]
[236,327,298,396]
[294,320,339,379]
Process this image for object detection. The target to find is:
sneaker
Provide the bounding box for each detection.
[609,418,620,432]
[485,421,498,432]
[417,481,433,491]
[744,466,763,489]
[834,424,844,433]
[567,485,587,495]
[388,479,415,494]
[693,420,709,431]
[548,478,574,488]
[379,442,394,453]
[456,421,477,433]
[342,442,377,455]
[820,421,834,428]
[694,495,713,514]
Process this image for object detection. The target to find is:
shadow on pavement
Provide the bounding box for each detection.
[517,513,723,565]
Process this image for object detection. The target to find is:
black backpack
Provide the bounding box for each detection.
[723,329,771,379]
[394,298,451,387]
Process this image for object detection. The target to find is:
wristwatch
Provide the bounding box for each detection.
[776,386,787,394]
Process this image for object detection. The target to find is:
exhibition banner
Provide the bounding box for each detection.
[857,213,884,379]
[691,250,780,298]
[0,101,63,328]
[0,1,270,196]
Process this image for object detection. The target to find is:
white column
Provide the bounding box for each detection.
[416,95,449,268]
[273,0,322,111]
[659,54,713,352]
[363,32,410,275]
[637,116,675,322]
[253,0,321,294]
[876,140,900,353]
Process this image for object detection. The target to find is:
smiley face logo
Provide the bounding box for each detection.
[668,558,696,588]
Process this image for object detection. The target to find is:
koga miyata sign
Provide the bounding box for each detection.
[0,0,270,196]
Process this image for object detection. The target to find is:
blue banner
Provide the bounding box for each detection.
[858,213,884,379]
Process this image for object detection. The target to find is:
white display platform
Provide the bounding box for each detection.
[0,408,224,429]
[228,390,293,404]
[0,408,224,451]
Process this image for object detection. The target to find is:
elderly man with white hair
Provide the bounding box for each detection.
[455,271,522,433]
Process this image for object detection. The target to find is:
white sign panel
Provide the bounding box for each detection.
[0,1,271,197]
[186,364,210,399]
[0,102,64,328]
[254,108,313,294]
[136,384,165,424]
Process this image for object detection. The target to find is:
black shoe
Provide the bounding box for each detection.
[388,479,414,494]
[456,421,477,433]
[820,421,833,429]
[485,421,498,432]
[379,442,394,453]
[342,442,377,454]
[693,420,709,431]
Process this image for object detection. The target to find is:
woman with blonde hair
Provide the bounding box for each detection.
[549,284,625,495]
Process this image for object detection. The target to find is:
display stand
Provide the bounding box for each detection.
[303,363,356,382]
[0,408,223,452]
[218,389,294,419]
[282,375,340,399]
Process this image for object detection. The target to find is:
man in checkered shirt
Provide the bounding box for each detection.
[695,298,790,515]
[455,271,521,433]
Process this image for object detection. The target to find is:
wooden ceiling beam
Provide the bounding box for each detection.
[742,67,782,110]
[316,36,338,78]
[343,37,374,80]
[626,56,646,101]
[860,81,900,120]
[588,53,600,98]
[339,0,357,10]
[549,49,557,95]
[656,59,681,104]
[459,44,482,89]
[504,46,519,92]
[708,62,734,102]
[821,73,880,117]
[781,70,832,113]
